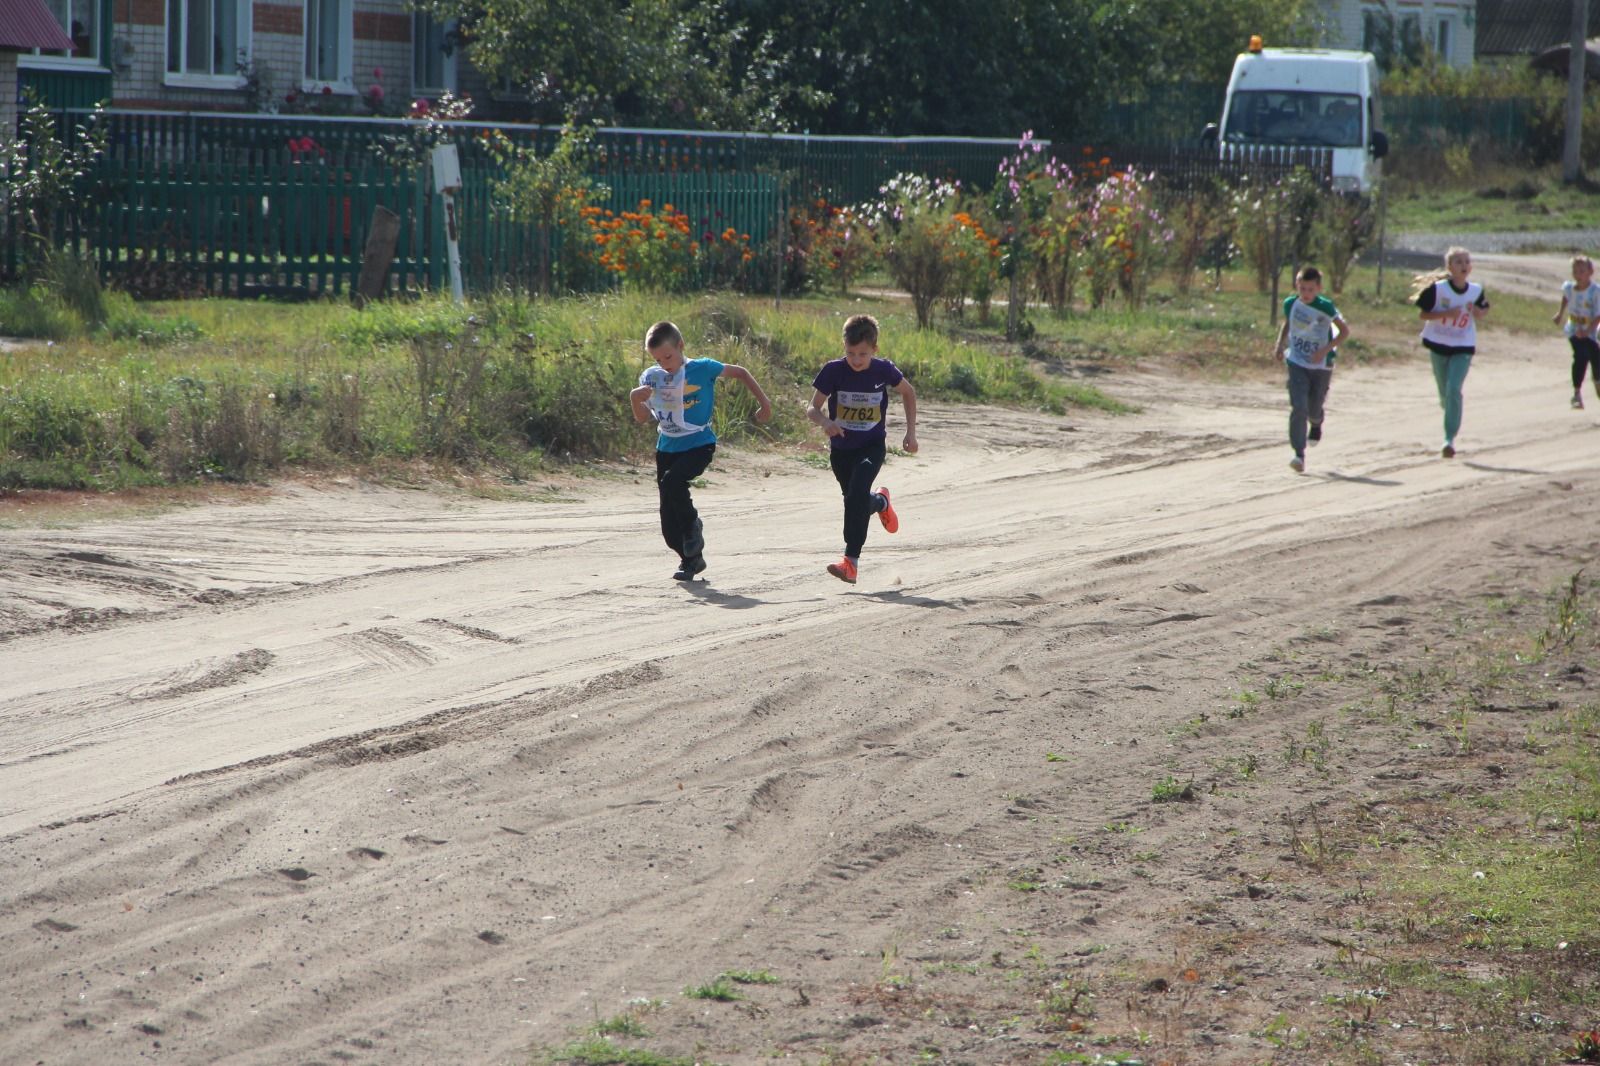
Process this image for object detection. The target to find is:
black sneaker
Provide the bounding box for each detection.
[681,518,705,560]
[673,555,707,581]
[1308,422,1322,444]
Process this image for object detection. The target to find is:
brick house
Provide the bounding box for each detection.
[11,0,492,116]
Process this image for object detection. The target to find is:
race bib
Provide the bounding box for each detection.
[1286,304,1332,366]
[646,370,702,438]
[835,389,884,432]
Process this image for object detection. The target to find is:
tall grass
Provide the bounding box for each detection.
[0,289,1107,491]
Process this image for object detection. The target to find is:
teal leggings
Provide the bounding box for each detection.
[1429,351,1473,445]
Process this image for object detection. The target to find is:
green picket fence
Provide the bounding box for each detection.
[68,157,779,296]
[2,94,1534,293]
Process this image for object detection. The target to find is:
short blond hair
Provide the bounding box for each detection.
[1573,254,1595,271]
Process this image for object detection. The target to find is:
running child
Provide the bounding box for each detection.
[1552,253,1600,410]
[1412,246,1489,459]
[807,313,918,584]
[1273,265,1350,473]
[630,320,771,581]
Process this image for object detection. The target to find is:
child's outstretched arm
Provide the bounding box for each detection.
[721,364,772,423]
[1322,315,1351,363]
[807,389,844,438]
[1272,318,1289,358]
[895,378,918,454]
[629,384,654,424]
[1554,293,1569,326]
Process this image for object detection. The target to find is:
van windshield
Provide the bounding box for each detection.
[1223,90,1363,148]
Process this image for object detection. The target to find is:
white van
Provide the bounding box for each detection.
[1202,42,1389,193]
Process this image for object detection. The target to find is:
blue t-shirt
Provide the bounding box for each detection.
[811,357,905,450]
[639,357,724,452]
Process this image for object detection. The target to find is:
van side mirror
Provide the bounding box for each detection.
[1370,129,1389,159]
[1200,122,1218,148]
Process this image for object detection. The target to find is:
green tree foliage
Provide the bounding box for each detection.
[423,0,1317,134]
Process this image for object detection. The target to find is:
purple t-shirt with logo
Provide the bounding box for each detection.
[812,357,905,450]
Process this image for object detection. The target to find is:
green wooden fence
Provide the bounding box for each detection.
[2,94,1532,294]
[66,156,779,297]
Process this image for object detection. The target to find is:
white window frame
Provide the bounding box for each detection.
[1434,16,1452,64]
[411,13,457,94]
[164,0,251,89]
[303,0,355,93]
[18,0,104,69]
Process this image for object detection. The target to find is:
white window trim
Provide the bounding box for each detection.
[164,72,247,89]
[165,0,253,83]
[303,0,355,90]
[17,54,106,71]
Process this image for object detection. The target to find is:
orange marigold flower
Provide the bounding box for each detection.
[741,251,753,261]
[639,199,652,208]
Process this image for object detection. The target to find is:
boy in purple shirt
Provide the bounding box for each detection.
[806,314,919,584]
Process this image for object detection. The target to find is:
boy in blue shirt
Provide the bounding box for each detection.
[807,314,918,584]
[1273,265,1350,473]
[630,320,771,581]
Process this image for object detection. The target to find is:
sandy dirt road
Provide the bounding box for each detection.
[2,304,1598,1064]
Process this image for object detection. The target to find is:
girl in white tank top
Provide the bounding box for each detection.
[1554,254,1600,409]
[1412,248,1490,457]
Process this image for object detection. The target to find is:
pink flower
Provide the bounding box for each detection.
[368,84,385,101]
[322,85,333,95]
[373,66,384,79]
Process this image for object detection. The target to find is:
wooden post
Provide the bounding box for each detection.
[353,205,400,308]
[1375,182,1387,298]
[1563,0,1588,183]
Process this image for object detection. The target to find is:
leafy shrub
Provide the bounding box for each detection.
[868,173,963,328]
[0,286,81,340]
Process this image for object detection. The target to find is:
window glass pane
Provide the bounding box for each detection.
[304,0,317,74]
[168,0,182,71]
[215,0,237,73]
[72,0,96,57]
[1223,90,1364,148]
[413,14,448,88]
[186,0,210,72]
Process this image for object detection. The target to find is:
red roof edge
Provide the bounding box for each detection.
[0,0,79,52]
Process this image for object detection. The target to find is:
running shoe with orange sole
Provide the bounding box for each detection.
[827,557,858,584]
[876,487,899,533]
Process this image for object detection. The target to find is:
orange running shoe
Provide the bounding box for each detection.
[875,486,899,533]
[827,557,858,584]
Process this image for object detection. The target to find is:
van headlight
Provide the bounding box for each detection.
[1332,176,1362,193]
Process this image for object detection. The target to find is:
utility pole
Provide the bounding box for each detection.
[1564,0,1588,183]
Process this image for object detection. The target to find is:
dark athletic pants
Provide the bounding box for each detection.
[1571,337,1600,390]
[829,439,887,558]
[656,444,714,559]
[1286,362,1332,456]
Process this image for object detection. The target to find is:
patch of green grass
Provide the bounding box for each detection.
[588,1014,650,1038]
[536,1037,702,1066]
[0,288,1120,492]
[718,969,778,985]
[682,977,742,1002]
[1151,775,1195,803]
[1385,165,1600,235]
